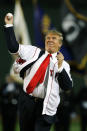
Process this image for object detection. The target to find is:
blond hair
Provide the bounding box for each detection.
[45,29,63,43]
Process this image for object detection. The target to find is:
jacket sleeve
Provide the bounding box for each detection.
[4,26,19,53]
[58,68,73,91]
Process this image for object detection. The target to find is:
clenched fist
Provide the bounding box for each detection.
[4,13,13,24]
[56,51,64,68]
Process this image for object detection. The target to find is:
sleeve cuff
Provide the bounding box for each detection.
[4,24,13,27]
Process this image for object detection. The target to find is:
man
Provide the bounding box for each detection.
[4,13,73,131]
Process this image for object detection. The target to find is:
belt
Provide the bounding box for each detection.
[29,95,44,102]
[21,89,44,102]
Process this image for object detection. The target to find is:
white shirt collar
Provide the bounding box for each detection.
[45,51,57,59]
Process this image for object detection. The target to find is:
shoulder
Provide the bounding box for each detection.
[18,44,41,59]
[63,60,70,69]
[19,44,41,52]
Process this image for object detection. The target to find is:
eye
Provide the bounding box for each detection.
[46,37,50,40]
[52,37,56,40]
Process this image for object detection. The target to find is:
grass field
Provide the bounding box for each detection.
[70,119,81,131]
[0,117,81,131]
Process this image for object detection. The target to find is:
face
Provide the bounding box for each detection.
[45,33,62,54]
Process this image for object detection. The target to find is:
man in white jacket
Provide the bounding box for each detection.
[4,13,73,131]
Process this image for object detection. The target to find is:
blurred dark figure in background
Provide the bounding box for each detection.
[55,89,75,131]
[76,73,87,131]
[0,75,22,131]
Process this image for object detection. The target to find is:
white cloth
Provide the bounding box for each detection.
[13,44,72,116]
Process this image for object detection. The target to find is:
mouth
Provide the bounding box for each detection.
[47,42,54,47]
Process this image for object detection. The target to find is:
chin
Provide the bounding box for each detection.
[48,50,54,54]
[46,47,56,54]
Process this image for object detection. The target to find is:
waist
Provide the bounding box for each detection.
[23,85,45,99]
[29,95,44,102]
[21,89,44,102]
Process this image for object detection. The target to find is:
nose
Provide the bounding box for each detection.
[50,38,53,41]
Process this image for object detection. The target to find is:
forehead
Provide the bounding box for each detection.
[46,33,59,38]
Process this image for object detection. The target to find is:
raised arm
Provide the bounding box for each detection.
[4,13,19,53]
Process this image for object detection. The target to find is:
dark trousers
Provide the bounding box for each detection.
[18,90,54,131]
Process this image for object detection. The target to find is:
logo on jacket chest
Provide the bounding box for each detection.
[50,70,58,82]
[50,69,54,76]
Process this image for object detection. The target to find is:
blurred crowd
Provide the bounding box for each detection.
[0,75,22,131]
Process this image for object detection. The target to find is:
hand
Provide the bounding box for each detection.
[56,51,64,68]
[4,13,13,25]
